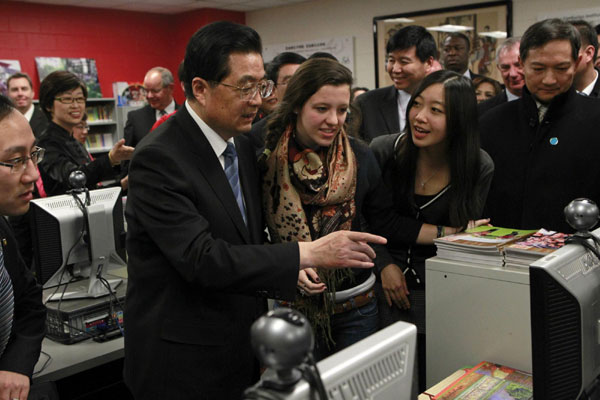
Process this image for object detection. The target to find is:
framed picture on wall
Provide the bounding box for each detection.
[373,1,512,88]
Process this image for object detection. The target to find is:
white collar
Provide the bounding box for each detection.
[155,100,176,120]
[581,69,598,96]
[23,103,35,121]
[184,101,234,168]
[506,89,520,102]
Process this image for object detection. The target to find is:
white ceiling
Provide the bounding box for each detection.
[16,0,312,14]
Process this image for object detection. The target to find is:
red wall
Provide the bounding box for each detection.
[1,1,245,102]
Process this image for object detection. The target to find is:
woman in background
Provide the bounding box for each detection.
[370,70,494,391]
[260,58,406,360]
[38,71,132,195]
[473,75,502,103]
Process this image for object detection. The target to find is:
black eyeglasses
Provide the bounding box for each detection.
[55,96,86,104]
[0,146,45,173]
[211,80,274,100]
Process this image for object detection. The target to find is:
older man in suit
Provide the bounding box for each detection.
[123,66,178,148]
[0,95,46,400]
[123,21,385,400]
[355,25,436,142]
[477,37,524,115]
[6,73,48,138]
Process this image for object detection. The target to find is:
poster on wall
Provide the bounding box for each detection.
[373,1,511,88]
[263,37,354,74]
[0,60,22,96]
[538,7,600,26]
[35,57,102,98]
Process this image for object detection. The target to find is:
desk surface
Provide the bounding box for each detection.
[33,336,124,383]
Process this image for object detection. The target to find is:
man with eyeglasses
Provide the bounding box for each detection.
[123,66,179,149]
[247,51,306,152]
[0,94,46,400]
[124,21,386,400]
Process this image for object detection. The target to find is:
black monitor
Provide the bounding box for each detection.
[30,187,127,300]
[530,230,600,399]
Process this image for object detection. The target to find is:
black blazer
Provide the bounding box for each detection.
[0,218,46,378]
[477,90,509,117]
[480,86,600,232]
[123,105,299,400]
[123,102,180,148]
[355,85,400,143]
[29,106,48,138]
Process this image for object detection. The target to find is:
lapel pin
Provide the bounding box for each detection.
[549,137,558,146]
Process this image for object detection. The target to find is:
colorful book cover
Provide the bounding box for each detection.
[434,361,533,400]
[506,229,569,256]
[435,226,537,251]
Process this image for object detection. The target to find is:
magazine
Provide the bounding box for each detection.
[431,361,533,400]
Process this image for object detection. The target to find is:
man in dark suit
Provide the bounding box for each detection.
[441,33,483,81]
[7,73,48,137]
[355,25,436,142]
[572,20,600,97]
[0,95,46,400]
[247,51,306,152]
[123,21,385,400]
[478,37,524,116]
[480,18,600,233]
[123,66,178,148]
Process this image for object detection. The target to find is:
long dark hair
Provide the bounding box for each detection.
[261,58,353,158]
[393,70,481,227]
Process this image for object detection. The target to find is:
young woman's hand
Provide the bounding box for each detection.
[297,268,326,296]
[381,263,410,310]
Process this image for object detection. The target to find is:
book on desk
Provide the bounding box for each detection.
[420,361,533,400]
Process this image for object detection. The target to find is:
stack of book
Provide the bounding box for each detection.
[504,229,570,270]
[434,226,536,267]
[420,361,533,399]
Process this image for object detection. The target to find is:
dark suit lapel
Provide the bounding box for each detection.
[379,86,401,133]
[175,107,251,243]
[235,136,262,244]
[590,68,600,98]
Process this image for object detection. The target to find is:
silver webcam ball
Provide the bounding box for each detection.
[564,198,600,233]
[68,170,87,190]
[250,308,313,388]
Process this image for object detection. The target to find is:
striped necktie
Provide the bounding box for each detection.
[0,248,14,358]
[223,142,247,225]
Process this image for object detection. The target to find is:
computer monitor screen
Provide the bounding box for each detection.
[30,187,126,299]
[286,321,416,400]
[529,229,600,399]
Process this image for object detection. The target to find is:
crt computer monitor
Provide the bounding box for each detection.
[530,227,600,399]
[286,321,416,400]
[30,187,127,300]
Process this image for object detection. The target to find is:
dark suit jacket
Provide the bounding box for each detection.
[246,116,269,156]
[480,86,600,232]
[123,102,180,148]
[29,106,48,138]
[477,90,509,116]
[0,218,46,378]
[355,85,400,143]
[587,67,600,98]
[123,105,299,400]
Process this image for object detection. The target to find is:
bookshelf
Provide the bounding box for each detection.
[85,98,118,154]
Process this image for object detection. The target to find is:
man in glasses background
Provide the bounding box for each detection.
[0,94,46,400]
[124,21,386,400]
[123,66,179,149]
